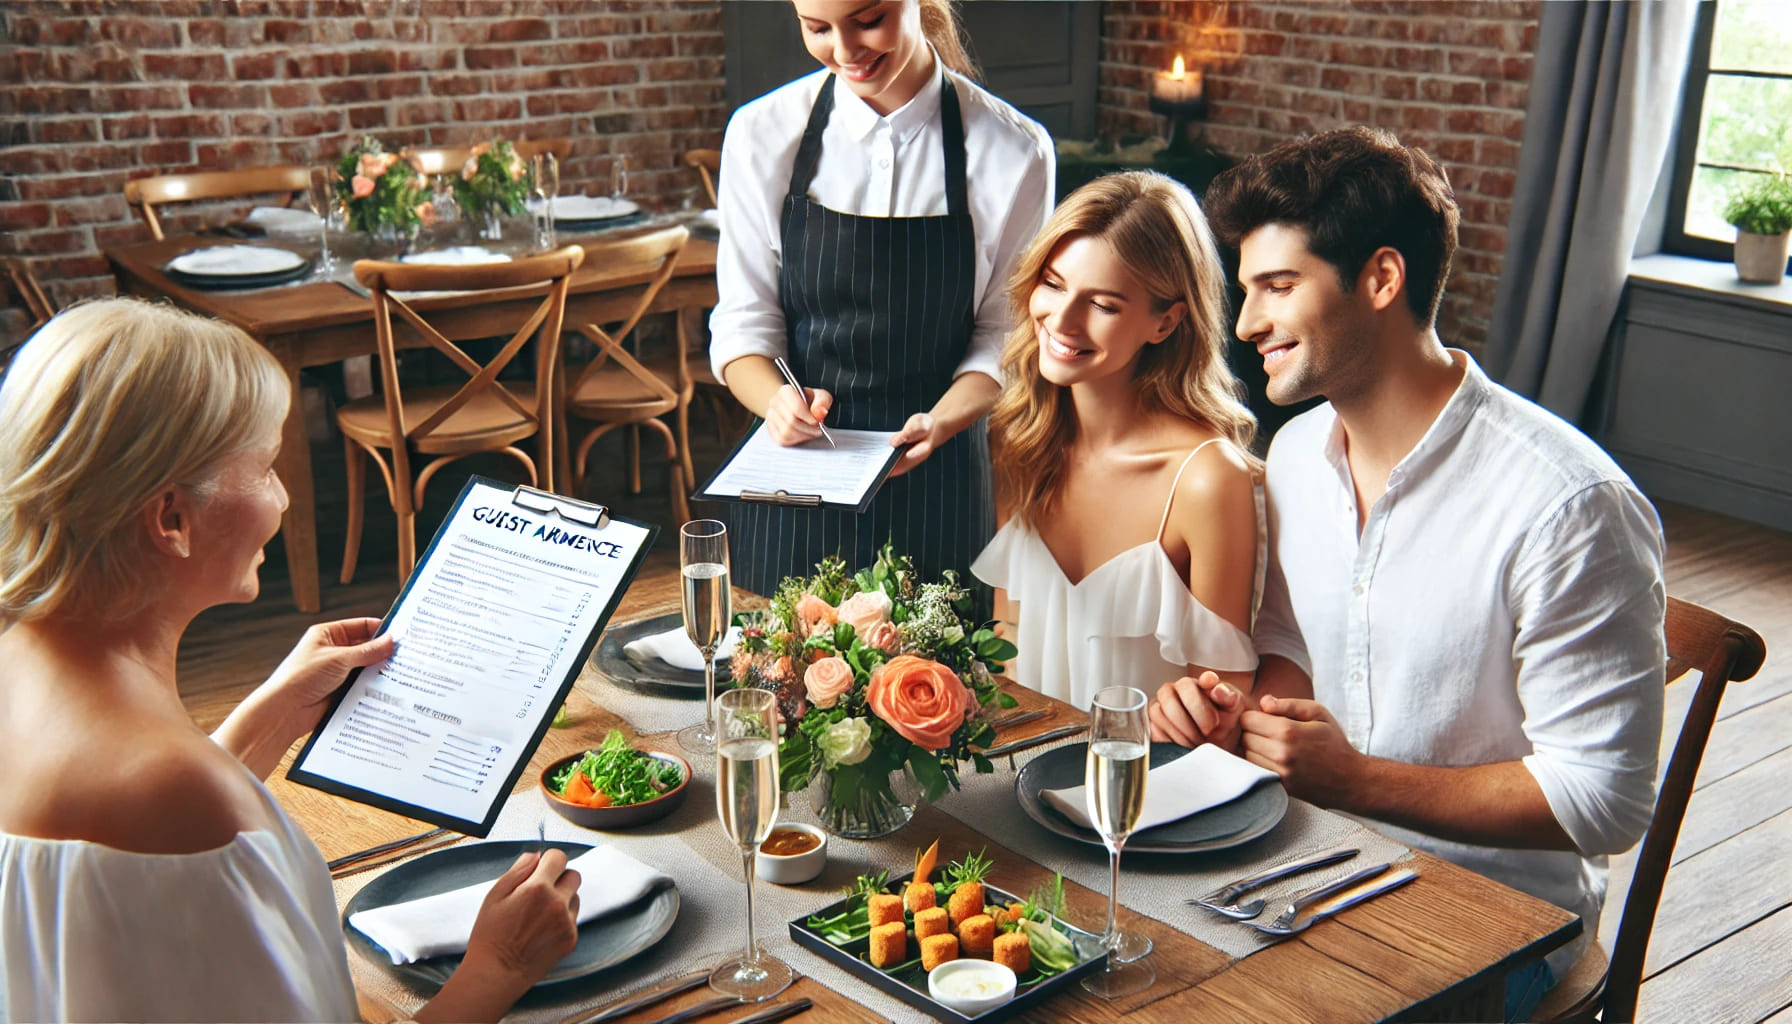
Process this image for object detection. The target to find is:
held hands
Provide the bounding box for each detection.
[264,617,396,731]
[765,384,833,446]
[1239,695,1362,807]
[463,850,582,985]
[1149,672,1245,751]
[887,412,937,478]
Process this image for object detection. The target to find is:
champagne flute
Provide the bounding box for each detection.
[610,153,629,200]
[530,152,558,250]
[1080,685,1156,999]
[676,519,730,754]
[306,166,336,278]
[710,687,794,1001]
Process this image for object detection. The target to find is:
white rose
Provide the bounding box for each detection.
[941,624,964,644]
[820,716,873,768]
[836,590,893,636]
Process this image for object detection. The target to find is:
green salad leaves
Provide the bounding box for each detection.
[549,730,682,807]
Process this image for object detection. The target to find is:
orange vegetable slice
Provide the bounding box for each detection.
[563,772,597,804]
[915,837,940,883]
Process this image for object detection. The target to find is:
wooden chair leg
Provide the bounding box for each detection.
[677,395,696,487]
[340,435,366,585]
[394,481,417,583]
[628,424,642,494]
[645,418,689,524]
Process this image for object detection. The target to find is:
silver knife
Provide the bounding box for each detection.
[555,969,710,1024]
[720,998,814,1024]
[991,708,1051,731]
[636,995,746,1024]
[326,827,451,871]
[982,722,1088,758]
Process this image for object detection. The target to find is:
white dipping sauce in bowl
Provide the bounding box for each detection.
[927,959,1017,1015]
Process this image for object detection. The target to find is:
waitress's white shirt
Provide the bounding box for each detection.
[710,64,1055,386]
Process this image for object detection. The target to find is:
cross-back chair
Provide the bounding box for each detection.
[6,259,56,332]
[123,165,311,240]
[559,225,693,524]
[337,245,586,582]
[683,148,721,208]
[678,147,739,441]
[1534,595,1766,1023]
[407,139,570,179]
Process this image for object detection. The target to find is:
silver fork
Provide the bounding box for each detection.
[1187,846,1360,919]
[1243,866,1417,937]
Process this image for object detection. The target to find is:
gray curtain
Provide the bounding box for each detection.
[1483,0,1699,423]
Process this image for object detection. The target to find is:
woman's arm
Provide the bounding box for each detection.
[211,619,394,779]
[887,371,1001,477]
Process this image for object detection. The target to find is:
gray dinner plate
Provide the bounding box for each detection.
[343,840,679,988]
[590,612,730,699]
[1015,742,1289,853]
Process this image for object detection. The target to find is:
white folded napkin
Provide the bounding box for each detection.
[697,209,720,227]
[399,246,512,266]
[1042,743,1279,833]
[168,244,306,276]
[530,195,639,220]
[348,845,671,964]
[243,205,322,233]
[622,624,741,672]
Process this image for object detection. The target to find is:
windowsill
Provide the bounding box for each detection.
[1628,253,1792,314]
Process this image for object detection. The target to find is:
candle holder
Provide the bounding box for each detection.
[1150,59,1206,150]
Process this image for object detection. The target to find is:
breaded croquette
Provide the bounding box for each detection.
[904,881,937,913]
[868,893,904,929]
[993,932,1031,975]
[920,932,960,971]
[958,913,995,958]
[947,882,985,926]
[914,906,950,940]
[869,921,907,968]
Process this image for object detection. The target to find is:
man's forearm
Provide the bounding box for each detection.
[1344,758,1575,851]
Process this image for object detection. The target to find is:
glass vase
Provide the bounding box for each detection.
[808,762,923,840]
[479,206,504,242]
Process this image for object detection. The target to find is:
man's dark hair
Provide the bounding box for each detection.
[1204,125,1459,326]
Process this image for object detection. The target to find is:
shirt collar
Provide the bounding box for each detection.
[829,48,945,145]
[1321,349,1485,490]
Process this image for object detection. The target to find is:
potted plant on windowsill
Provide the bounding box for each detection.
[1722,175,1792,284]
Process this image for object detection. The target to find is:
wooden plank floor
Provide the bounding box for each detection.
[176,412,1792,1021]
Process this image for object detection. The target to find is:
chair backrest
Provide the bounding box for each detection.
[5,259,56,332]
[123,165,311,240]
[353,245,586,492]
[405,146,473,179]
[565,225,691,402]
[515,138,572,162]
[684,149,720,207]
[1589,596,1766,1023]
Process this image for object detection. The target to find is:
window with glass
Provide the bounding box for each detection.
[1665,0,1792,261]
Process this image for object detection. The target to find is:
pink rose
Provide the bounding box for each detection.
[415,200,436,226]
[868,655,970,751]
[351,174,375,198]
[461,156,479,181]
[795,594,837,637]
[804,656,855,709]
[864,620,901,655]
[836,590,892,636]
[357,152,388,179]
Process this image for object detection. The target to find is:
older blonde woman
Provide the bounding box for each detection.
[0,299,580,1023]
[972,172,1263,724]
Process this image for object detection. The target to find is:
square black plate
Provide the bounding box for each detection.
[787,871,1107,1023]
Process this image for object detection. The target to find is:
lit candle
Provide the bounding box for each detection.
[1152,54,1203,107]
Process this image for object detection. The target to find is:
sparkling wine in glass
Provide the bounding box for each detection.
[710,687,794,1001]
[306,166,336,278]
[610,153,629,200]
[1080,685,1156,999]
[677,519,730,754]
[530,152,558,250]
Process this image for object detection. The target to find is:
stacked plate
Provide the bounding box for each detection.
[530,195,642,231]
[164,245,313,290]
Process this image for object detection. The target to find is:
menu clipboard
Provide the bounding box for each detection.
[287,476,657,837]
[693,420,906,513]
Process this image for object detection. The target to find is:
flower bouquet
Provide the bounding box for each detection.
[451,139,529,239]
[333,136,429,236]
[730,545,1018,839]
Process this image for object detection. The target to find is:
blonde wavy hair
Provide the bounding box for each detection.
[990,171,1257,527]
[0,298,288,627]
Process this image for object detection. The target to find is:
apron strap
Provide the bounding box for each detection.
[787,69,972,219]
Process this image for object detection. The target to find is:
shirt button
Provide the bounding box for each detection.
[1351,671,1364,682]
[879,157,891,169]
[1352,584,1364,596]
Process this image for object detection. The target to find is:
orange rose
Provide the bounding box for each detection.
[795,594,837,637]
[864,620,901,655]
[350,174,375,198]
[803,656,854,709]
[868,655,970,752]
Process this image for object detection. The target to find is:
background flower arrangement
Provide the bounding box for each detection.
[451,139,530,225]
[333,136,428,234]
[730,545,1018,835]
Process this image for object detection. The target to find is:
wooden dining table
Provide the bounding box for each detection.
[264,558,1581,1024]
[105,226,720,614]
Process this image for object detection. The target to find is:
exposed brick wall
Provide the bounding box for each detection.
[1099,0,1542,353]
[0,0,727,345]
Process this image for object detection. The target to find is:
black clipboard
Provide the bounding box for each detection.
[692,419,906,514]
[286,475,658,837]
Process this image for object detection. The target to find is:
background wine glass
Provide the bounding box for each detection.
[530,152,557,250]
[610,153,629,200]
[305,167,336,278]
[1080,685,1156,999]
[711,687,794,1001]
[676,519,729,754]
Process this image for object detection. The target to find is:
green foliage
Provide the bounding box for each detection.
[334,136,426,234]
[1723,174,1792,235]
[450,139,531,221]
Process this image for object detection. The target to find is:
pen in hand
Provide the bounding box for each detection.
[773,356,836,449]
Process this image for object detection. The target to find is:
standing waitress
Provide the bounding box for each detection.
[710,0,1055,598]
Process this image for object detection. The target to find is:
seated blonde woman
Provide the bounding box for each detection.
[973,172,1262,719]
[0,298,580,1023]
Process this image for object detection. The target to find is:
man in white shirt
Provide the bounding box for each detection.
[1150,126,1665,1021]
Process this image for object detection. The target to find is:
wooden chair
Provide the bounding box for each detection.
[123,165,310,240]
[515,138,572,162]
[5,259,56,332]
[683,148,720,208]
[407,140,570,178]
[337,245,586,582]
[1534,596,1766,1024]
[559,225,694,524]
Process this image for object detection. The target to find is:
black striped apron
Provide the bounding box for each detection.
[729,73,993,604]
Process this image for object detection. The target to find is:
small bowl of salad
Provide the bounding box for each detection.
[540,730,692,829]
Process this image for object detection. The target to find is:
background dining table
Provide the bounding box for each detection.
[105,223,720,614]
[258,559,1582,1024]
